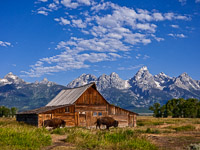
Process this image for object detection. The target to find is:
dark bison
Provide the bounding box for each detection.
[96,117,118,130]
[43,118,66,129]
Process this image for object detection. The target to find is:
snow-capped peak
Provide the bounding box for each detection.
[40,78,49,84]
[4,72,17,80]
[39,78,56,87]
[158,72,167,77]
[133,66,151,81]
[3,72,25,85]
[173,72,200,90]
[67,73,97,88]
[179,72,189,78]
[110,72,118,77]
[139,66,148,71]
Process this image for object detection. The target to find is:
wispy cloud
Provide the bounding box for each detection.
[0,41,11,47]
[118,64,144,70]
[38,0,48,2]
[25,1,191,77]
[178,0,187,5]
[196,0,200,3]
[37,10,48,15]
[171,24,179,28]
[54,17,70,25]
[168,33,187,38]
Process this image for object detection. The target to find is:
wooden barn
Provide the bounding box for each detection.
[17,83,138,128]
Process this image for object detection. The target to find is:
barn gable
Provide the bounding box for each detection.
[75,85,109,105]
[46,83,105,106]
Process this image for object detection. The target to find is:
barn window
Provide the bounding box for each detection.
[93,112,97,116]
[98,112,102,116]
[65,107,69,112]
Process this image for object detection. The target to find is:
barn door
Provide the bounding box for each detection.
[128,115,134,127]
[79,113,86,127]
[86,111,92,127]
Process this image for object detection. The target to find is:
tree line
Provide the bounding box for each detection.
[0,106,17,117]
[149,98,200,118]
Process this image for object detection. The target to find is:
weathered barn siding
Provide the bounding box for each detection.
[75,86,108,105]
[37,105,75,127]
[17,83,138,128]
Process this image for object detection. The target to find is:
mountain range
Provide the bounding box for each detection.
[67,66,200,109]
[0,72,65,111]
[0,66,200,112]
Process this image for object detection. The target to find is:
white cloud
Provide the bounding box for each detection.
[151,34,164,42]
[91,1,111,12]
[171,24,179,28]
[135,54,141,59]
[153,13,164,21]
[22,51,120,77]
[176,33,186,38]
[61,0,79,8]
[136,23,157,32]
[72,19,87,28]
[178,0,187,5]
[54,17,70,25]
[37,10,48,16]
[143,55,150,60]
[118,64,144,70]
[38,0,48,2]
[196,0,200,3]
[77,0,91,5]
[60,0,93,9]
[0,41,11,47]
[28,1,190,77]
[48,3,58,10]
[168,33,187,38]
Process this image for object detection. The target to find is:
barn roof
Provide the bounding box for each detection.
[46,82,97,107]
[17,105,71,114]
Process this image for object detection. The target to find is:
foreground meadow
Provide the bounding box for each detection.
[1,117,200,150]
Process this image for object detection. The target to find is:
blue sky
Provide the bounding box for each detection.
[0,0,200,85]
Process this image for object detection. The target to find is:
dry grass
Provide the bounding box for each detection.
[136,116,200,150]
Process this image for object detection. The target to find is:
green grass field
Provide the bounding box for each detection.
[0,117,200,150]
[0,118,51,150]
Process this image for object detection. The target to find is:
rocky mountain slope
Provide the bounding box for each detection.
[67,66,200,109]
[0,73,65,111]
[0,67,200,112]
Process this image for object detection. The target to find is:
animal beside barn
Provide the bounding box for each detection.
[16,83,138,128]
[96,117,118,130]
[44,118,65,129]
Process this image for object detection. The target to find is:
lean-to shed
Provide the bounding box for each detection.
[17,83,138,128]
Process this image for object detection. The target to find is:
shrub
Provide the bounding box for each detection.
[145,128,161,134]
[174,125,195,132]
[188,143,200,150]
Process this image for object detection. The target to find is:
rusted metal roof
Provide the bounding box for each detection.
[46,82,96,106]
[17,105,71,114]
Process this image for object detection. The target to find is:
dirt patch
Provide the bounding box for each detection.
[44,134,75,150]
[147,131,200,150]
